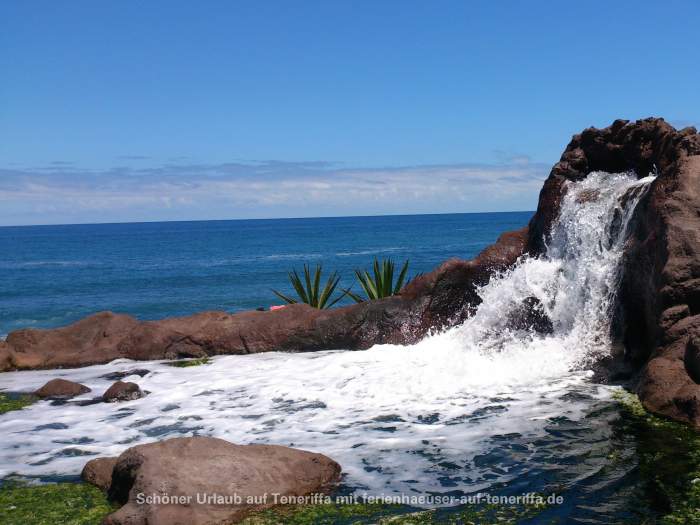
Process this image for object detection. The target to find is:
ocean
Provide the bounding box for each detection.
[0,212,532,337]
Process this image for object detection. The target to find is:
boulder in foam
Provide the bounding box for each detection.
[103,381,144,402]
[34,378,91,399]
[86,436,341,525]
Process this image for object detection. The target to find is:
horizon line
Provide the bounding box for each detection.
[0,209,536,229]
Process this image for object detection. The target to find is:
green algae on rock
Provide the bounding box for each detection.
[614,390,700,524]
[0,393,36,415]
[167,357,212,368]
[240,501,398,525]
[0,481,114,525]
[240,496,551,525]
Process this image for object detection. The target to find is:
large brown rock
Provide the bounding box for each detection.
[619,125,700,427]
[6,311,139,370]
[0,227,527,371]
[685,334,700,384]
[527,117,700,427]
[81,457,118,491]
[34,378,91,399]
[101,437,341,525]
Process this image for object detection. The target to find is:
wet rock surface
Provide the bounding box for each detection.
[102,381,144,402]
[505,296,553,334]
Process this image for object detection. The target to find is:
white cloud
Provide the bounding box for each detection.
[0,159,549,225]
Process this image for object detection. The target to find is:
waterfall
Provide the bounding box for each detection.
[433,170,656,369]
[0,171,657,499]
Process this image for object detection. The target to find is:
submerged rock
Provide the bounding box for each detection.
[103,381,143,402]
[0,341,14,370]
[95,436,340,525]
[99,369,150,381]
[34,378,91,399]
[505,296,553,334]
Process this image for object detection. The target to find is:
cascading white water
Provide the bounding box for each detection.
[442,170,656,368]
[0,171,656,499]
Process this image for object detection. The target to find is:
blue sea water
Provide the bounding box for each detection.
[0,212,531,337]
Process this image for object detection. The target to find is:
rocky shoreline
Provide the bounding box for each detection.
[2,118,699,429]
[0,226,527,370]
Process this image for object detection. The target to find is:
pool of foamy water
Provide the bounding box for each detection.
[0,342,615,497]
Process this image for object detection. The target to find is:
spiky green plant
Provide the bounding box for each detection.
[346,258,410,303]
[272,264,348,309]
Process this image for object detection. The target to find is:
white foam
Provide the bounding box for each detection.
[0,172,654,497]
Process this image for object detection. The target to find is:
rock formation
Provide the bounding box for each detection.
[81,437,341,525]
[527,117,700,428]
[0,228,527,370]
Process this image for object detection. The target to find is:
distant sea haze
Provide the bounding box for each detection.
[0,212,532,336]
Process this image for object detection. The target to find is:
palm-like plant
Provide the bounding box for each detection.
[272,264,348,309]
[346,258,410,303]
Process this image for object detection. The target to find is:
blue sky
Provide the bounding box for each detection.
[1,1,698,226]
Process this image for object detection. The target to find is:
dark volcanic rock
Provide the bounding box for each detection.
[81,456,118,491]
[505,296,553,334]
[527,117,700,427]
[103,381,144,402]
[620,125,700,427]
[528,119,700,255]
[685,335,700,384]
[34,378,91,399]
[102,436,341,525]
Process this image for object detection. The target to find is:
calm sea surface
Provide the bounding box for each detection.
[0,212,532,336]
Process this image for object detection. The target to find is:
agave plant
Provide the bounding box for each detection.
[346,258,410,303]
[272,264,348,309]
